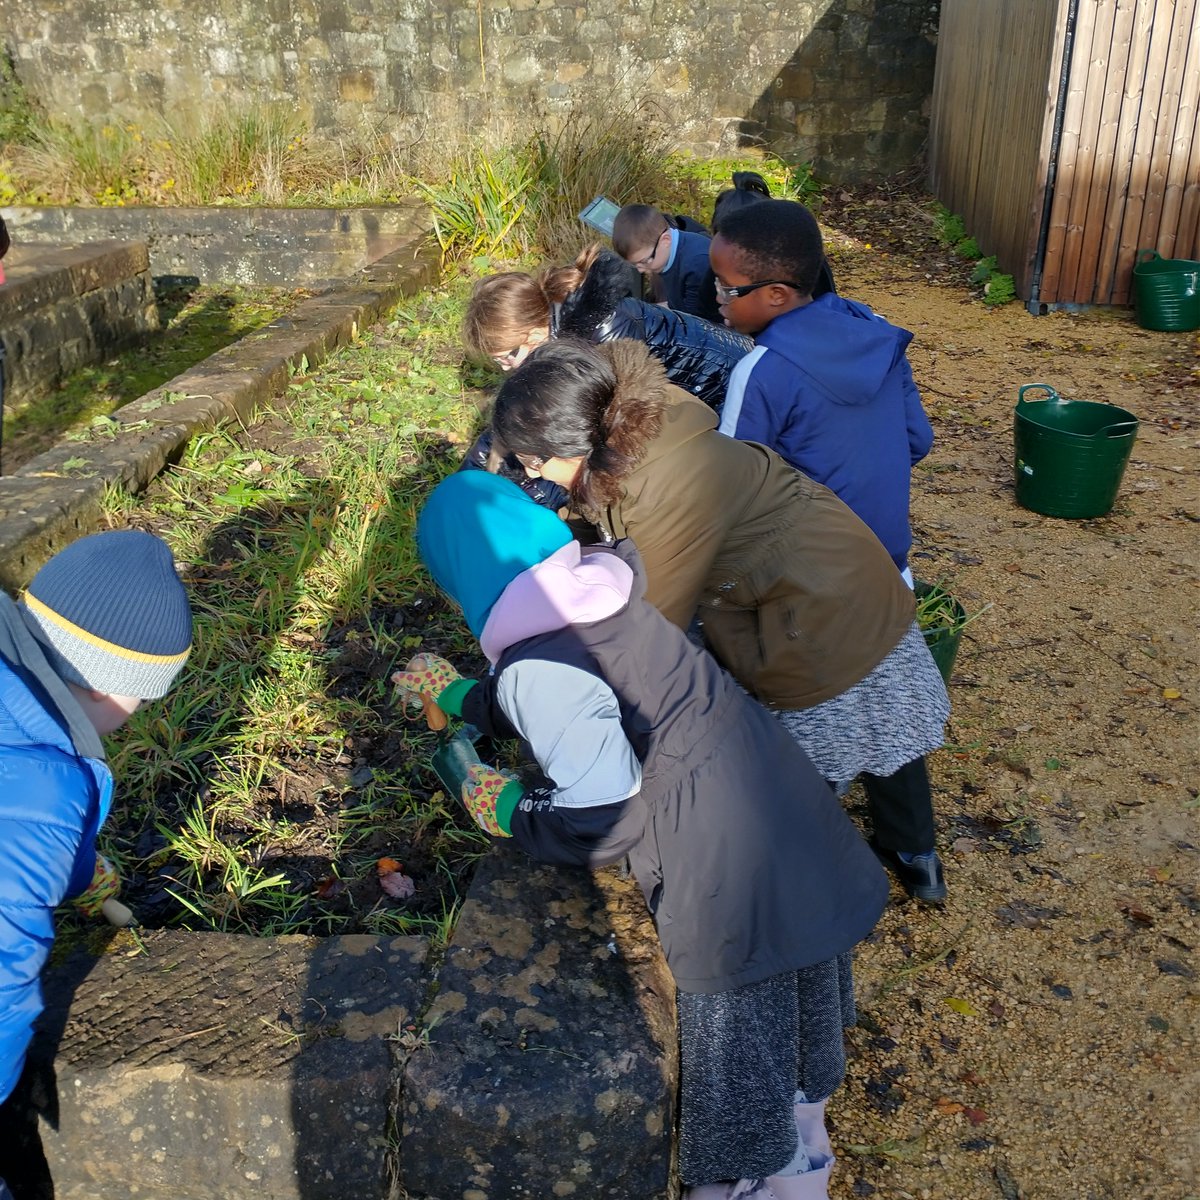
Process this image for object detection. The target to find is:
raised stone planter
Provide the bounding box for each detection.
[3,204,431,286]
[0,237,438,591]
[0,239,159,406]
[402,846,678,1200]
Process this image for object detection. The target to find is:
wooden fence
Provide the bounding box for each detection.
[929,0,1200,309]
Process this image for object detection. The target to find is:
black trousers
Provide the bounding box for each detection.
[861,755,936,852]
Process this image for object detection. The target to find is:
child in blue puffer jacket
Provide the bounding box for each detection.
[0,530,192,1136]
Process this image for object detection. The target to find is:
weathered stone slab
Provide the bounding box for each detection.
[0,239,159,406]
[10,930,428,1200]
[402,845,678,1200]
[3,204,433,285]
[0,236,438,591]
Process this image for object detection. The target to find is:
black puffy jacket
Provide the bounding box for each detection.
[461,251,751,506]
[555,250,752,413]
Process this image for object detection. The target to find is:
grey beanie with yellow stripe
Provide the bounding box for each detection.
[20,529,192,700]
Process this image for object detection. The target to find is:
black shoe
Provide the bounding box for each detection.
[871,842,947,904]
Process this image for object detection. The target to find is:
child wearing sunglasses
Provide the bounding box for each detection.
[709,200,945,904]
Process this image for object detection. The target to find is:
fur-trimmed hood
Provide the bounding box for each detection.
[555,250,640,340]
[575,339,712,514]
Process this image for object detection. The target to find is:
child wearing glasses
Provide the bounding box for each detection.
[710,199,945,903]
[394,468,889,1200]
[612,203,723,323]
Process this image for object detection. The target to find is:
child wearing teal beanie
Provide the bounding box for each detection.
[395,470,887,1199]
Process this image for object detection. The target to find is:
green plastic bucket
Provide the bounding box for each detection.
[1013,384,1138,519]
[915,580,965,685]
[1132,250,1200,331]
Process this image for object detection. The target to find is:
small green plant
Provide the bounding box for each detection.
[933,204,966,246]
[914,580,991,635]
[969,255,998,284]
[983,272,1016,307]
[0,52,38,147]
[954,235,981,259]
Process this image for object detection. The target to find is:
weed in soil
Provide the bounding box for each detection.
[57,273,495,945]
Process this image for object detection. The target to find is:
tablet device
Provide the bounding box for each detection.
[579,196,620,237]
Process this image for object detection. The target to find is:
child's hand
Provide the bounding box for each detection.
[391,653,463,713]
[460,763,521,838]
[73,854,134,926]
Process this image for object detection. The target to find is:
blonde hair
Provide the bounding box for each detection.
[461,244,606,359]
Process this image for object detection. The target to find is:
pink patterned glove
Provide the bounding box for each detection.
[460,763,522,838]
[391,653,463,712]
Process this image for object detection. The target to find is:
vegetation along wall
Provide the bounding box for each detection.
[0,0,940,183]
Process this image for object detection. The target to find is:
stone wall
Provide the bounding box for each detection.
[0,240,158,408]
[0,0,939,182]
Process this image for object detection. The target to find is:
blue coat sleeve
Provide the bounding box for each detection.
[901,360,934,465]
[718,347,788,448]
[0,756,97,1104]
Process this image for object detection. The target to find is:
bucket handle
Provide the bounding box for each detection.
[1017,383,1061,404]
[1135,249,1162,266]
[1102,420,1138,438]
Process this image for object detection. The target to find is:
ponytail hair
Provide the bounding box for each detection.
[711,170,772,234]
[540,242,604,305]
[462,272,552,360]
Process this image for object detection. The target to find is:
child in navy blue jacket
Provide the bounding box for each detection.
[394,470,889,1199]
[613,203,723,324]
[711,199,933,580]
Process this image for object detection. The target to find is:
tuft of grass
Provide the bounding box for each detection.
[99,274,493,939]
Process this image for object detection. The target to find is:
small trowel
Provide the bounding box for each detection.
[420,694,484,796]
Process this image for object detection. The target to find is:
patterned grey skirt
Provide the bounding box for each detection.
[776,621,950,793]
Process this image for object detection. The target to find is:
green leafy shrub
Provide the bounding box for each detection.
[0,52,37,147]
[983,272,1016,306]
[969,255,998,284]
[933,205,966,246]
[954,236,981,259]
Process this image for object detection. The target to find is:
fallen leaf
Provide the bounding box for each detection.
[314,877,346,900]
[951,836,977,855]
[963,1106,988,1126]
[1162,688,1182,700]
[988,999,1005,1019]
[944,997,981,1017]
[1151,867,1172,883]
[377,856,403,875]
[960,1069,986,1085]
[379,870,416,900]
[934,1097,964,1115]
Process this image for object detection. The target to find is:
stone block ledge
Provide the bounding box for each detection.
[0,235,439,591]
[2,853,677,1200]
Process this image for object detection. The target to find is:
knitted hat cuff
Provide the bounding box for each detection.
[21,593,190,699]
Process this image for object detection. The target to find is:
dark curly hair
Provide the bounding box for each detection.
[716,199,825,297]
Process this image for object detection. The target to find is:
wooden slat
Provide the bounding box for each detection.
[1093,0,1158,302]
[1058,0,1121,301]
[1040,0,1099,302]
[1156,0,1200,257]
[1077,0,1139,302]
[1114,0,1179,305]
[1176,63,1200,258]
[1135,0,1195,260]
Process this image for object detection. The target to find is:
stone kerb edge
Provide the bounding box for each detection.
[0,236,439,592]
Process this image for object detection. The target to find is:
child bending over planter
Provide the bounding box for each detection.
[392,469,889,1200]
[0,530,193,1193]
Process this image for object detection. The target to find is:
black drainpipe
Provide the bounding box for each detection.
[1026,0,1079,315]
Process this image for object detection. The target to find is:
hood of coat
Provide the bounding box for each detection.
[592,338,717,470]
[556,250,640,341]
[0,592,106,761]
[758,292,914,405]
[480,541,635,663]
